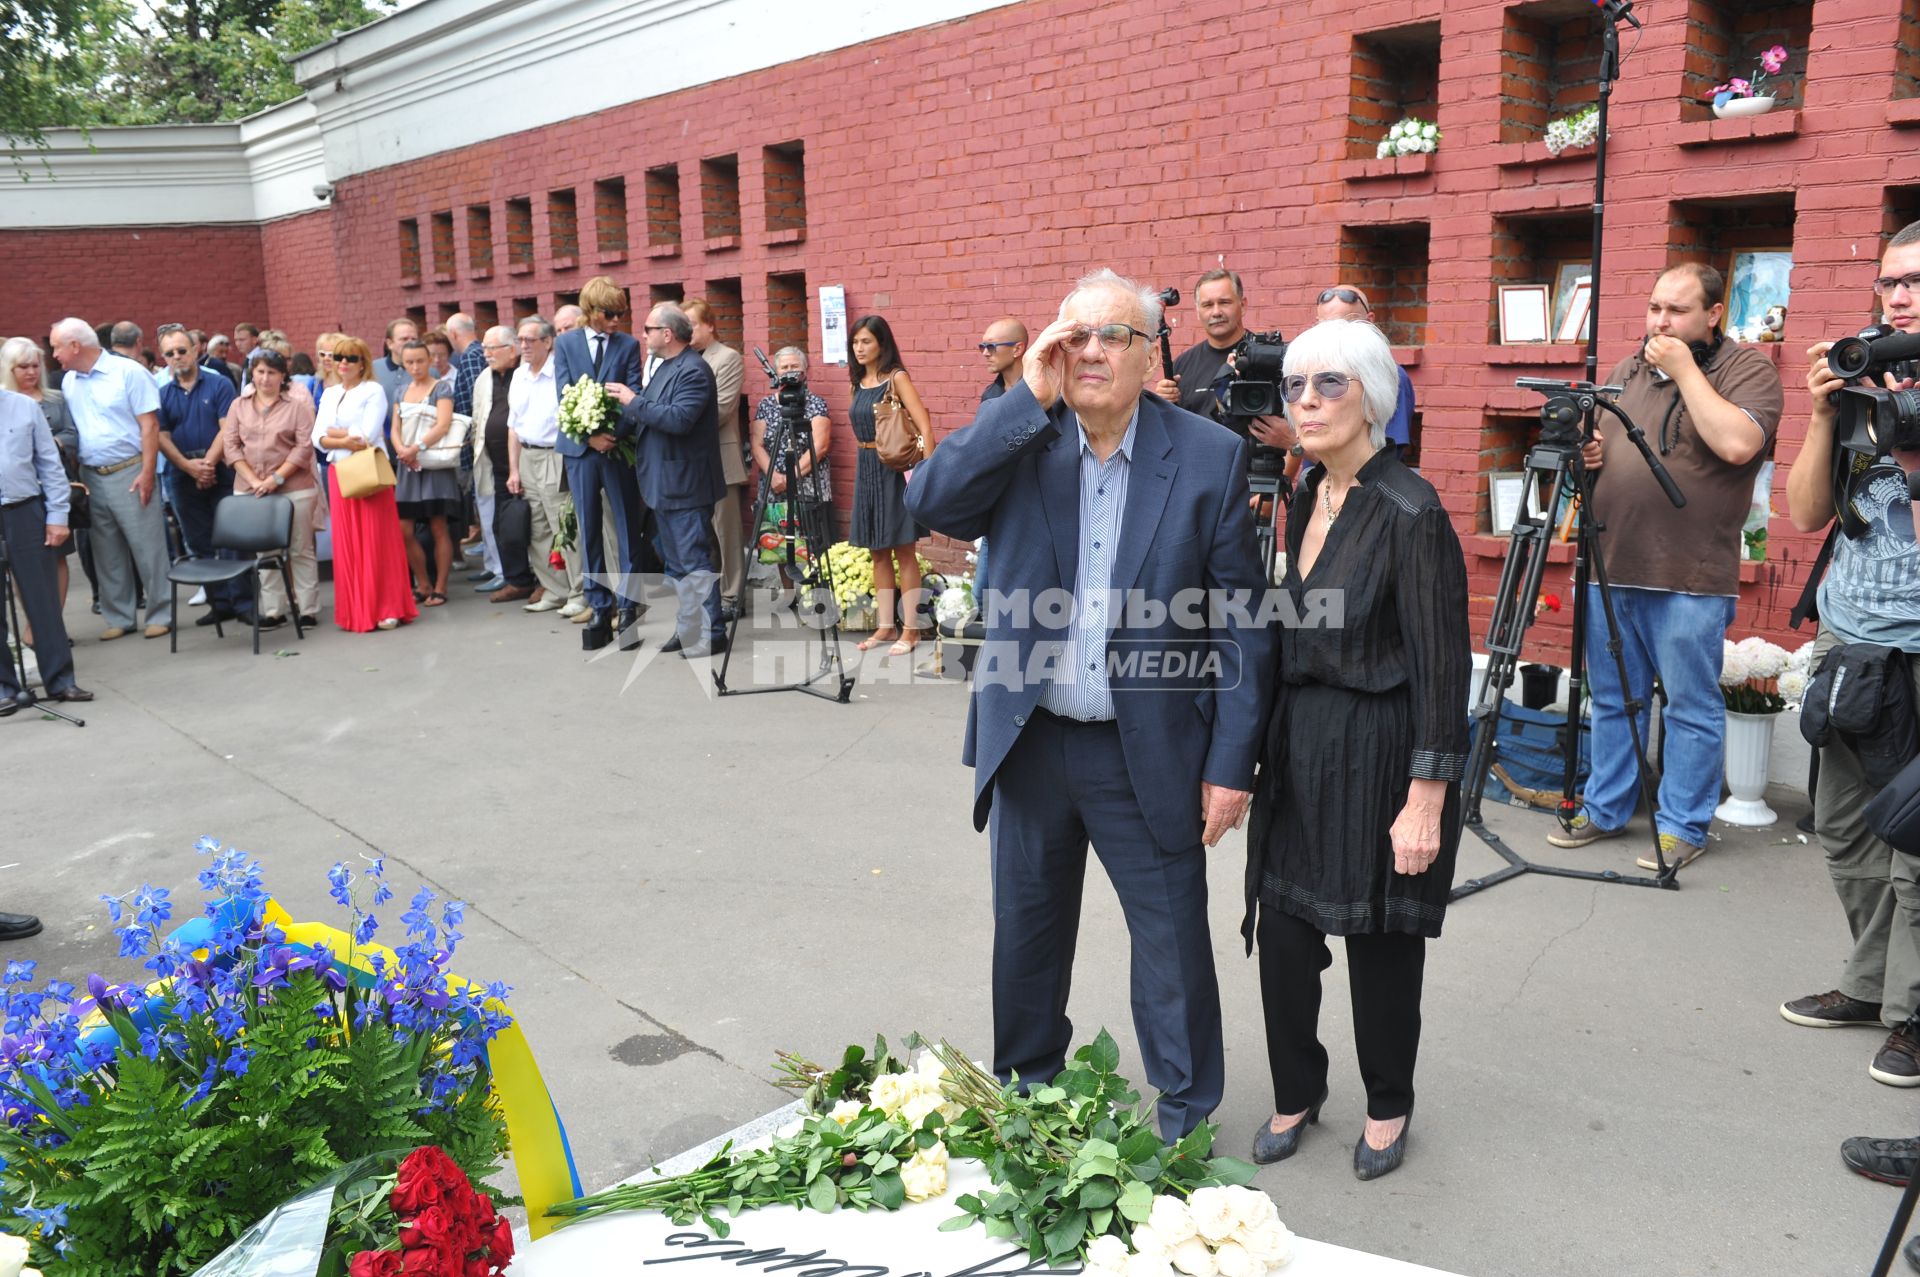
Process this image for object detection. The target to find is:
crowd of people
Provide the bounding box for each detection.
[7,243,1920,1238]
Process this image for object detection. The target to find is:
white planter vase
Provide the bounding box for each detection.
[1716,709,1779,826]
[1713,95,1777,120]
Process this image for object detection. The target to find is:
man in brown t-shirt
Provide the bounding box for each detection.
[1546,262,1784,868]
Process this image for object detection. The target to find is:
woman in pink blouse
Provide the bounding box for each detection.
[220,349,319,627]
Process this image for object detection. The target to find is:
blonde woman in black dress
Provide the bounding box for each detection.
[847,315,932,654]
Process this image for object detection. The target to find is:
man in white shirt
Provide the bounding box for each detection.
[505,316,579,613]
[49,316,173,639]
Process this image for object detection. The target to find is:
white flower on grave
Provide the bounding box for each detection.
[900,1141,949,1202]
[1738,636,1790,680]
[1227,1186,1279,1230]
[1239,1220,1296,1267]
[0,1236,28,1277]
[898,1089,946,1128]
[913,1049,950,1082]
[1169,1236,1218,1277]
[828,1099,864,1125]
[1125,1252,1177,1277]
[1148,1194,1198,1244]
[1211,1241,1259,1277]
[1187,1186,1241,1244]
[1129,1223,1173,1257]
[1088,1235,1132,1271]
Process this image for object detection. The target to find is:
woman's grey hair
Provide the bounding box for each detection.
[0,337,42,392]
[773,345,808,371]
[1059,268,1163,338]
[51,318,99,349]
[653,303,693,344]
[1281,319,1398,450]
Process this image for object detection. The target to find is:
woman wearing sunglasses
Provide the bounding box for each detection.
[1242,319,1469,1181]
[312,336,417,632]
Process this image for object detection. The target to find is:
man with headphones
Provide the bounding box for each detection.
[1548,262,1784,870]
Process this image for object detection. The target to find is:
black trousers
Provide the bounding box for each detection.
[1256,906,1424,1121]
[0,497,76,698]
[488,468,536,589]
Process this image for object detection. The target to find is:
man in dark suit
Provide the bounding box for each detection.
[610,303,726,657]
[906,268,1274,1139]
[554,276,648,650]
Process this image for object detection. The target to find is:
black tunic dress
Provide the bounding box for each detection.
[1243,449,1472,941]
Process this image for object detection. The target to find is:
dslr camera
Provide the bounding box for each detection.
[1825,324,1920,539]
[1220,329,1290,477]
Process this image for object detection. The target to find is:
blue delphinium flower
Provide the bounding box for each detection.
[327,862,353,908]
[400,888,437,942]
[222,1047,251,1077]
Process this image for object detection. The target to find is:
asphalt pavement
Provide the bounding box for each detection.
[4,574,1907,1276]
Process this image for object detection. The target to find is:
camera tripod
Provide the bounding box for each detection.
[714,353,854,703]
[0,508,85,728]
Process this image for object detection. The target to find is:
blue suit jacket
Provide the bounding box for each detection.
[620,346,724,512]
[553,327,643,458]
[906,382,1276,853]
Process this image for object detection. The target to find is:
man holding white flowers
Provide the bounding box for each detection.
[1781,219,1920,1087]
[1548,262,1782,870]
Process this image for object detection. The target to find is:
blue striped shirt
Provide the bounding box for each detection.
[63,351,159,467]
[1038,405,1139,723]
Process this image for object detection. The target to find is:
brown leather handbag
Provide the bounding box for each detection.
[873,377,928,473]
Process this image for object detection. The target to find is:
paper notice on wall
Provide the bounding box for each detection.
[820,286,848,365]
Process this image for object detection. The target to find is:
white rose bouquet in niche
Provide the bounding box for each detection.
[1377,117,1439,158]
[1544,104,1602,156]
[1082,1187,1295,1277]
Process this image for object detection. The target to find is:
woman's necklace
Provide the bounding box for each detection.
[1321,479,1346,526]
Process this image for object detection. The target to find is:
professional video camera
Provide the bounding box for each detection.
[1828,324,1920,468]
[1220,329,1290,476]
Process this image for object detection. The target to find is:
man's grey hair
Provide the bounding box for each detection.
[652,303,693,344]
[51,318,99,349]
[484,325,514,347]
[553,304,584,330]
[1059,268,1163,339]
[110,321,142,349]
[774,345,808,370]
[517,315,556,341]
[1282,319,1398,450]
[447,312,477,339]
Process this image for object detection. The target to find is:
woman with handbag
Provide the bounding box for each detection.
[847,315,932,655]
[390,340,464,607]
[313,336,416,633]
[221,350,320,627]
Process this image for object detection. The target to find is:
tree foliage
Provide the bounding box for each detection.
[3,0,390,143]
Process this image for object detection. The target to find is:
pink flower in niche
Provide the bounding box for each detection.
[1728,77,1752,97]
[1761,45,1787,75]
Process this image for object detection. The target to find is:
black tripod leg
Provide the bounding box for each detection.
[1872,1155,1920,1277]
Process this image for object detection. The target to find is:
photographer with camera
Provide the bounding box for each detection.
[1154,268,1247,422]
[1547,263,1783,871]
[1780,222,1920,1089]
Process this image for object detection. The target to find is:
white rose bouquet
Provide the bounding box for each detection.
[1721,635,1792,714]
[558,375,632,465]
[1544,104,1601,156]
[1082,1189,1294,1277]
[1377,117,1439,158]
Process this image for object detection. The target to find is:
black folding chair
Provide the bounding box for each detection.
[166,494,306,655]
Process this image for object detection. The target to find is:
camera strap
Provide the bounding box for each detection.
[1790,523,1838,630]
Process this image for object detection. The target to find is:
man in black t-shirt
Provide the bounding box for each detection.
[1153,268,1248,426]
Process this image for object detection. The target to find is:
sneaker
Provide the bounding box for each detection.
[188,587,207,607]
[1781,990,1884,1028]
[1842,1134,1919,1185]
[1547,813,1623,849]
[1873,1020,1920,1087]
[1637,833,1706,871]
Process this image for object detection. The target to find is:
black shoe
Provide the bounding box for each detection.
[581,613,614,651]
[0,694,25,718]
[721,601,741,623]
[617,607,643,652]
[298,615,319,629]
[1843,1135,1919,1186]
[659,634,685,654]
[257,614,287,631]
[196,608,234,628]
[1873,1021,1920,1087]
[1252,1087,1327,1164]
[0,912,42,942]
[1796,809,1817,835]
[47,687,93,703]
[90,600,101,615]
[1354,1114,1411,1181]
[680,635,728,659]
[1781,990,1883,1028]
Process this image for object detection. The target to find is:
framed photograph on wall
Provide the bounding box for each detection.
[1551,261,1591,337]
[1723,249,1793,341]
[1498,284,1552,344]
[1489,471,1528,535]
[1555,280,1593,343]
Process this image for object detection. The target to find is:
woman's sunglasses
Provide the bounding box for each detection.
[1281,372,1354,403]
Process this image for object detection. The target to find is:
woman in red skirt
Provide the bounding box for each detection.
[311,336,418,632]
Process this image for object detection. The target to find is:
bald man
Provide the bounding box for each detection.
[978,318,1028,403]
[553,305,585,335]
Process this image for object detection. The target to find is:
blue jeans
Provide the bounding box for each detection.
[1580,584,1736,846]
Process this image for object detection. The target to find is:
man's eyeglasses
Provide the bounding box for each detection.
[160,347,192,359]
[642,324,669,334]
[1281,372,1355,403]
[977,340,1022,353]
[1316,289,1367,307]
[482,342,513,352]
[1874,272,1920,297]
[1062,324,1151,353]
[334,354,364,364]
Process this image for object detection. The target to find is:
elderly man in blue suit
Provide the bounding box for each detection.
[554,276,648,651]
[610,302,727,657]
[907,268,1275,1139]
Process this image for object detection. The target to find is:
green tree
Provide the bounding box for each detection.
[1,0,127,146]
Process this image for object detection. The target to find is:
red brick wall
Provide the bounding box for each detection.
[0,224,268,358]
[261,209,344,353]
[10,0,1920,659]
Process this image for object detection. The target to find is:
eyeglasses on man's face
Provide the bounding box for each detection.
[642,324,669,334]
[1874,272,1920,297]
[1062,324,1151,353]
[1281,372,1355,403]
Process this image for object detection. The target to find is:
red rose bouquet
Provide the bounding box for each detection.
[343,1146,514,1277]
